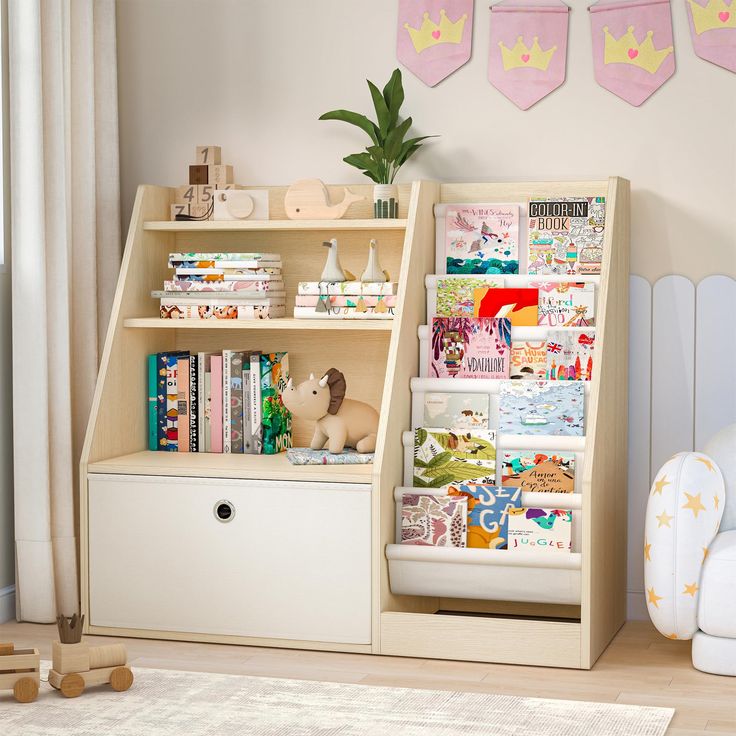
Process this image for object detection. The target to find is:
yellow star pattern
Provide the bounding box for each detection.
[656,510,674,528]
[682,492,706,518]
[683,582,699,597]
[644,540,652,561]
[647,587,663,608]
[666,633,678,640]
[702,546,709,562]
[696,456,715,472]
[714,494,720,511]
[652,475,670,495]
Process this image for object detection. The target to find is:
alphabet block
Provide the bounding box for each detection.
[208,164,233,185]
[189,164,208,185]
[196,146,221,165]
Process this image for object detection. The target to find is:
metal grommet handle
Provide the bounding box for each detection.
[213,500,235,523]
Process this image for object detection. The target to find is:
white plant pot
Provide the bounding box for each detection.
[373,184,399,219]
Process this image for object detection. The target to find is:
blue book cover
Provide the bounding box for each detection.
[448,484,522,549]
[147,354,157,450]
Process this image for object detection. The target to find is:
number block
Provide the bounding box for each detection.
[189,164,209,185]
[196,146,221,165]
[208,164,233,185]
[176,184,215,205]
[171,203,190,220]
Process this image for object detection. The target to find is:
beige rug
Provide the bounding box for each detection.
[0,664,674,735]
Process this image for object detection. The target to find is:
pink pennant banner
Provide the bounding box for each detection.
[397,0,474,86]
[686,0,736,73]
[488,0,570,110]
[589,0,675,106]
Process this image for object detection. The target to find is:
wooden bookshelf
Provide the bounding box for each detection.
[143,219,408,232]
[123,317,393,331]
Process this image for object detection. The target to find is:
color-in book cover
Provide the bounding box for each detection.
[430,317,511,379]
[447,484,522,549]
[474,287,538,326]
[502,452,576,494]
[423,392,490,430]
[400,493,468,547]
[260,352,292,454]
[413,428,497,488]
[535,282,596,327]
[445,204,519,275]
[527,197,606,275]
[510,341,547,380]
[436,276,503,317]
[498,381,585,436]
[546,331,595,381]
[507,508,573,553]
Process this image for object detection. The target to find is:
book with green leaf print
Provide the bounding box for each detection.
[413,428,496,488]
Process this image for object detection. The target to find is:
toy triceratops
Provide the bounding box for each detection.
[282,368,379,454]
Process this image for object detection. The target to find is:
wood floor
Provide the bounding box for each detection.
[0,619,733,734]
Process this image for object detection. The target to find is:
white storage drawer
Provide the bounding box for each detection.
[88,473,372,644]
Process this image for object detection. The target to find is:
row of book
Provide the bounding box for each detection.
[293,280,397,320]
[157,253,285,320]
[148,350,291,454]
[442,197,606,276]
[435,278,595,327]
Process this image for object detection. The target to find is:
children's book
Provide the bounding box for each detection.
[498,381,585,436]
[176,267,281,281]
[423,392,490,430]
[241,354,254,454]
[401,493,468,547]
[501,451,576,494]
[229,351,245,453]
[527,197,606,275]
[161,303,285,320]
[222,351,233,453]
[197,353,212,453]
[413,428,497,488]
[474,287,538,326]
[286,448,375,465]
[177,357,190,452]
[436,276,503,317]
[168,252,281,266]
[430,317,511,379]
[165,354,182,451]
[507,508,573,553]
[546,330,595,381]
[534,282,596,327]
[447,484,522,549]
[147,354,157,450]
[188,356,198,453]
[164,279,285,292]
[155,351,186,451]
[250,352,262,453]
[260,352,292,454]
[510,341,547,380]
[210,355,223,453]
[445,204,519,275]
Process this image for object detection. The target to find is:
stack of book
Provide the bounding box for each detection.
[293,281,398,320]
[148,350,292,455]
[156,252,285,320]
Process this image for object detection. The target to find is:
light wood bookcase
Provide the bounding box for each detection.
[81,178,629,669]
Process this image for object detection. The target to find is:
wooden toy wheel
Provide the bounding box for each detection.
[13,677,39,703]
[60,672,85,698]
[110,666,133,692]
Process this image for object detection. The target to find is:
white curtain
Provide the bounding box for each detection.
[8,0,120,622]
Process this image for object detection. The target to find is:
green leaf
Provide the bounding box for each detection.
[367,80,390,138]
[382,68,404,129]
[426,451,452,468]
[384,116,413,162]
[415,428,427,447]
[429,473,455,488]
[413,458,429,468]
[396,135,436,166]
[318,109,379,145]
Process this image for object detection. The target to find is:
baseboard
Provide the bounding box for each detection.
[0,585,16,623]
[627,591,648,621]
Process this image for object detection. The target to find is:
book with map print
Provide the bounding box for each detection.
[498,381,584,436]
[423,392,490,430]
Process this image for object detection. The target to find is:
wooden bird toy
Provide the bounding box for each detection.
[0,642,40,702]
[49,614,133,698]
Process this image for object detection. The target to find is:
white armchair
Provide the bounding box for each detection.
[644,424,736,676]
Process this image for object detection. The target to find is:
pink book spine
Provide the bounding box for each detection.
[210,355,223,453]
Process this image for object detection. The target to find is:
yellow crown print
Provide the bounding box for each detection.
[603,26,673,74]
[404,9,467,54]
[499,36,557,72]
[688,0,736,34]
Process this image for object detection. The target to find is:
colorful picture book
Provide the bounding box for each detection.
[422,392,490,430]
[473,287,538,326]
[401,493,467,547]
[535,282,595,327]
[527,197,606,276]
[510,341,547,380]
[445,204,519,275]
[507,508,573,553]
[413,428,496,488]
[447,484,522,549]
[498,381,584,436]
[501,452,576,494]
[430,317,511,379]
[147,349,292,455]
[293,281,397,320]
[546,331,595,381]
[436,276,503,317]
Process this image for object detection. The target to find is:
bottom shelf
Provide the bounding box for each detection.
[386,544,582,605]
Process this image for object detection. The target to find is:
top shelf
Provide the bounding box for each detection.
[143,219,408,232]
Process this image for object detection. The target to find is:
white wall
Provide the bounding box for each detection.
[115,0,736,616]
[0,273,12,596]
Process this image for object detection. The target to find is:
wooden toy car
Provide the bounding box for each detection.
[0,642,41,702]
[49,641,133,698]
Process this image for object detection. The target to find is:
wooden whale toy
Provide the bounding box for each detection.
[285,179,364,220]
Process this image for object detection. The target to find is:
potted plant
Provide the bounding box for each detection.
[319,68,436,218]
